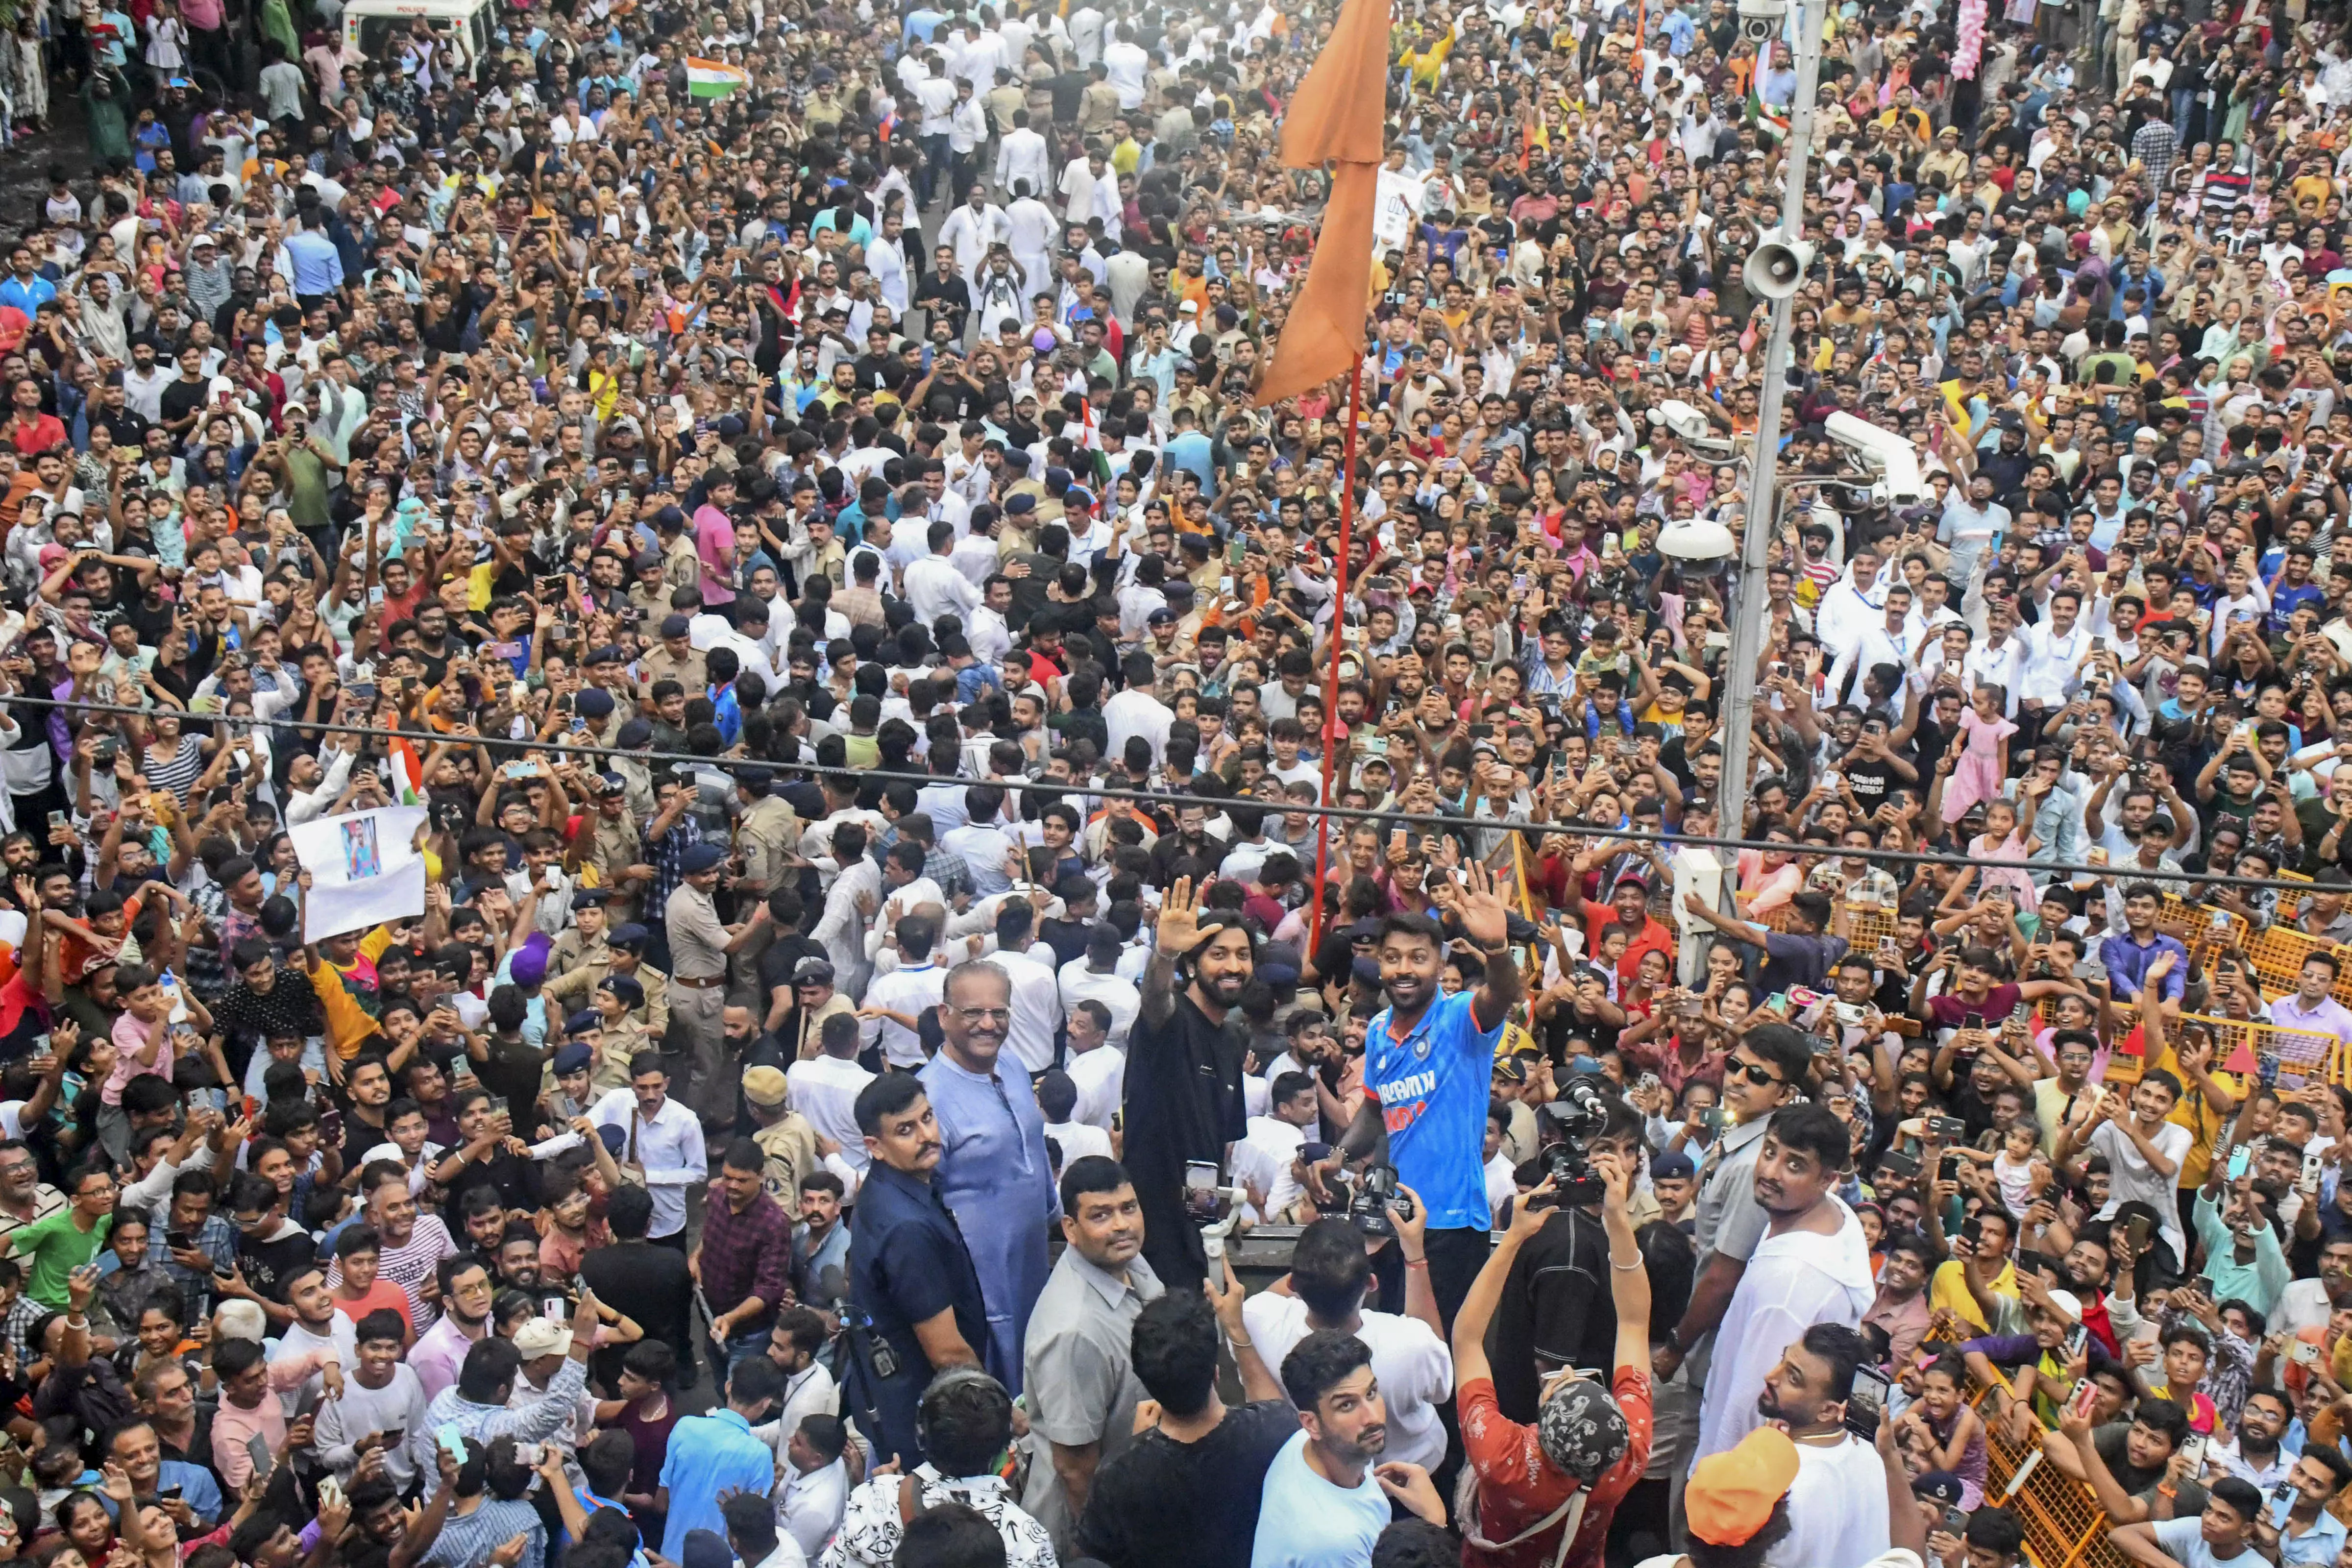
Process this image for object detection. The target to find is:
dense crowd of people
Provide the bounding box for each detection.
[0,0,2347,1563]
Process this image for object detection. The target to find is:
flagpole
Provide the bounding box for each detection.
[1307,357,1366,956]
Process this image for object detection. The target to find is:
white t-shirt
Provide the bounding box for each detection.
[1064,1045,1125,1130]
[786,1056,879,1173]
[1647,1549,1924,1568]
[1240,1295,1452,1472]
[1694,1203,1876,1467]
[2277,1276,2336,1339]
[2151,1515,2266,1568]
[1764,1433,1894,1568]
[1232,1116,1309,1219]
[1044,1120,1113,1164]
[2088,1117,2194,1258]
[1484,1152,1518,1225]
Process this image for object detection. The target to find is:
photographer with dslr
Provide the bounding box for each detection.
[1310,869,1523,1329]
[1454,1145,1655,1568]
[1483,1086,1686,1423]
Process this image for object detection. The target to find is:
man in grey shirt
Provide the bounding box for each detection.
[1021,1155,1164,1554]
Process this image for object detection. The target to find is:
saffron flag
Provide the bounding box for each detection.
[1256,163,1378,406]
[686,57,749,98]
[1256,0,1390,406]
[1276,0,1389,168]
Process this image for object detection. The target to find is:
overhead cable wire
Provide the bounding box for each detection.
[3,691,2326,897]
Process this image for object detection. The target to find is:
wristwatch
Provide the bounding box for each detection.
[1662,1325,1687,1357]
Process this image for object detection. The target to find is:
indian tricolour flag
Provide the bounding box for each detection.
[686,57,749,98]
[392,737,426,806]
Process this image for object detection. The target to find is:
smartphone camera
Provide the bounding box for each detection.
[1844,1367,1891,1440]
[1182,1160,1221,1224]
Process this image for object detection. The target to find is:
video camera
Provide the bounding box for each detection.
[1539,1076,1611,1207]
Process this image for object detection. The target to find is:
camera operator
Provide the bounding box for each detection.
[1483,1088,1688,1423]
[1454,1149,1653,1568]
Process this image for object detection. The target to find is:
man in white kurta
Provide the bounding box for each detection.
[940,190,1012,283]
[1691,1114,1876,1468]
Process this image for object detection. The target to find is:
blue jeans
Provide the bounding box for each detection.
[705,1323,769,1400]
[919,132,952,206]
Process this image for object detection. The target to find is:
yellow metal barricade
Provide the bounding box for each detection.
[1970,1369,2127,1568]
[2275,870,2314,924]
[1843,902,1901,951]
[2162,1011,2343,1092]
[2157,893,2250,971]
[2236,923,2352,1011]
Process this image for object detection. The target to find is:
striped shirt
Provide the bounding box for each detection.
[422,1497,545,1568]
[327,1211,458,1331]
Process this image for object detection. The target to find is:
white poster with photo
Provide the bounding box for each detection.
[291,805,429,942]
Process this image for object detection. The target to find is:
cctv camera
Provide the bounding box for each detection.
[1824,410,1926,504]
[1737,0,1788,44]
[1649,400,1741,460]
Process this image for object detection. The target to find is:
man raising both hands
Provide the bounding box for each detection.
[1316,862,1525,1326]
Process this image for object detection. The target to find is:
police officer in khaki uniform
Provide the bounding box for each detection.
[666,843,773,1130]
[544,921,671,1039]
[550,888,615,977]
[573,775,646,909]
[780,956,858,1061]
[733,769,802,901]
[641,613,709,698]
[730,767,799,994]
[740,1065,827,1206]
[626,550,673,621]
[654,506,701,591]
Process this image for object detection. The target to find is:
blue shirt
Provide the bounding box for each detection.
[2150,1514,2264,1568]
[1249,1430,1389,1568]
[2270,1488,2348,1564]
[2270,582,2326,636]
[657,1409,772,1560]
[2098,929,2188,1005]
[710,682,742,747]
[1165,431,1215,497]
[920,1052,1056,1394]
[1363,988,1505,1232]
[847,1162,990,1465]
[283,229,346,296]
[0,274,55,317]
[98,1460,222,1525]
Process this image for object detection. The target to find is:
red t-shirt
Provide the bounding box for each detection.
[6,413,66,454]
[1461,1367,1653,1568]
[1578,905,1674,983]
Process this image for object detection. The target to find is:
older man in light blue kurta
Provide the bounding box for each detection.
[919,959,1058,1393]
